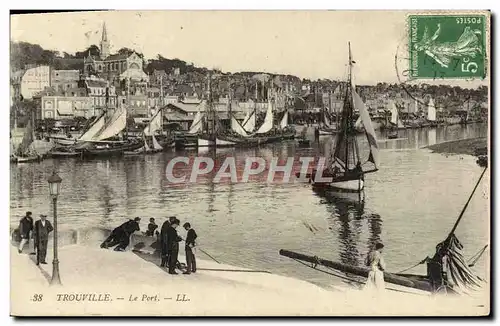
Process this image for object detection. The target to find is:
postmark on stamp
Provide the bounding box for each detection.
[408,14,487,79]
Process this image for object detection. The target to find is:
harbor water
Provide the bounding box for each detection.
[10,123,489,289]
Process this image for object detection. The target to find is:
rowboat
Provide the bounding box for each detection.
[82,140,143,158]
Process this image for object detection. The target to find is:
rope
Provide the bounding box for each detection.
[198,268,271,274]
[468,245,488,267]
[198,248,221,264]
[396,258,428,274]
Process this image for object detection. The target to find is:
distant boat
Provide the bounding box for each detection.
[387,131,398,139]
[303,43,379,193]
[49,146,81,158]
[426,97,438,127]
[12,112,42,164]
[319,105,336,135]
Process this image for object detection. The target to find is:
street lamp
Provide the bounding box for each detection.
[47,171,62,285]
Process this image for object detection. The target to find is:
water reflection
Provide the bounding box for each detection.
[314,189,383,267]
[9,123,489,289]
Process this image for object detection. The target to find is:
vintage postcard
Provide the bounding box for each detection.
[9,10,490,316]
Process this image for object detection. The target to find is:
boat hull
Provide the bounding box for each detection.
[279,250,441,294]
[198,137,215,147]
[50,151,81,158]
[50,137,79,146]
[319,127,336,135]
[15,155,42,163]
[313,179,364,193]
[216,137,237,147]
[82,141,143,158]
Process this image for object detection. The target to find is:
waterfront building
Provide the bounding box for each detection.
[20,65,51,100]
[81,76,118,111]
[40,93,94,120]
[118,94,149,117]
[51,70,80,93]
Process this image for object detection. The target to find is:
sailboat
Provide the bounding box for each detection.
[252,97,294,144]
[173,105,205,149]
[303,43,379,193]
[81,106,143,157]
[216,87,256,147]
[319,100,337,135]
[12,114,42,163]
[281,167,487,296]
[427,97,438,127]
[387,101,405,139]
[144,107,169,151]
[242,104,256,133]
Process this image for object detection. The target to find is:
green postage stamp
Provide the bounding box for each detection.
[409,14,487,79]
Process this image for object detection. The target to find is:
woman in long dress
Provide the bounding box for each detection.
[364,242,386,292]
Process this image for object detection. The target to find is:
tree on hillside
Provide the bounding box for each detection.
[74,45,100,58]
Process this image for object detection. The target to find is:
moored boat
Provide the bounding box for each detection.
[12,111,43,164]
[82,139,143,158]
[301,43,379,193]
[50,146,82,158]
[50,135,79,146]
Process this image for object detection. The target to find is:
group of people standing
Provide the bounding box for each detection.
[159,216,197,275]
[100,215,197,275]
[16,211,54,266]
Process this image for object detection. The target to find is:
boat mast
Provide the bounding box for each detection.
[160,76,164,134]
[343,43,353,169]
[228,76,232,120]
[208,74,215,136]
[348,43,362,169]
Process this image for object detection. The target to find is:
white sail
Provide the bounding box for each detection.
[94,107,127,141]
[144,108,162,136]
[279,110,289,129]
[354,116,363,130]
[231,116,249,137]
[79,113,106,141]
[324,112,333,128]
[243,110,256,132]
[390,101,399,125]
[241,111,250,127]
[427,98,437,121]
[152,134,163,150]
[188,110,204,134]
[352,88,379,169]
[143,134,151,151]
[256,100,273,134]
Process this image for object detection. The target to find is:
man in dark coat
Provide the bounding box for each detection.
[183,222,198,274]
[100,217,141,251]
[166,219,182,274]
[18,211,34,253]
[160,216,177,267]
[33,214,53,265]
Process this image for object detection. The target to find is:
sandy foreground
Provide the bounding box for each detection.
[10,242,489,316]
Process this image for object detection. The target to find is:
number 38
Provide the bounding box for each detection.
[461,57,478,73]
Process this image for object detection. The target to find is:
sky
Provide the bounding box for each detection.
[10,10,488,87]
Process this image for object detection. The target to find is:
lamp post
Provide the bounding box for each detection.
[47,171,62,285]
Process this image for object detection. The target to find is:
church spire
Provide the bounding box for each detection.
[100,22,110,60]
[101,22,108,42]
